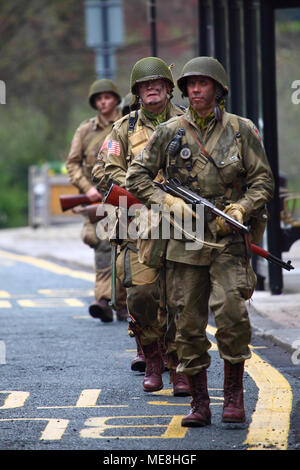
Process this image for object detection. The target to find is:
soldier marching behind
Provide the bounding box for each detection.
[66,79,128,323]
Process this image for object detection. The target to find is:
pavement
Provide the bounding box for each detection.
[0,222,299,354]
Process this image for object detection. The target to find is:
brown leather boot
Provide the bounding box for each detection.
[181,369,211,427]
[171,370,191,397]
[89,299,113,322]
[142,341,163,392]
[222,360,245,423]
[131,336,146,372]
[168,352,190,397]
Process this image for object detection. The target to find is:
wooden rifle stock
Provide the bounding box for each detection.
[59,194,102,212]
[104,184,143,208]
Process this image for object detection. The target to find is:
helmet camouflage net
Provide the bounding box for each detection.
[130,57,175,95]
[177,57,229,99]
[88,79,121,109]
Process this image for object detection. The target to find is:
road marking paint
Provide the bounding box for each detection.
[152,388,223,397]
[17,298,84,308]
[0,418,69,440]
[0,290,10,298]
[244,352,292,450]
[207,324,292,450]
[0,300,11,308]
[17,299,36,307]
[76,389,101,407]
[64,298,84,307]
[39,288,94,297]
[37,388,127,409]
[40,418,69,440]
[0,391,30,409]
[37,405,128,409]
[148,401,223,406]
[72,315,91,319]
[0,250,94,282]
[80,415,187,439]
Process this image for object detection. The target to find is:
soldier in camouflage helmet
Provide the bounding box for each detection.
[92,57,190,396]
[66,79,128,323]
[126,57,274,426]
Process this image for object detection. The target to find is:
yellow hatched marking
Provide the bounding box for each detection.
[152,387,223,396]
[17,298,83,308]
[0,418,69,440]
[39,289,93,297]
[64,298,84,307]
[76,389,101,407]
[149,400,223,406]
[80,415,187,439]
[17,299,36,307]
[0,300,12,308]
[37,388,127,409]
[72,315,91,319]
[0,391,30,409]
[0,291,10,298]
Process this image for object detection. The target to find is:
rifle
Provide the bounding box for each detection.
[74,203,106,224]
[104,181,294,272]
[59,193,102,212]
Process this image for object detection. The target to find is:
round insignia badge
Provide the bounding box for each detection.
[180,147,191,160]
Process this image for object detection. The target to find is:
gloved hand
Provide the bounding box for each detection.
[216,203,245,236]
[164,194,197,219]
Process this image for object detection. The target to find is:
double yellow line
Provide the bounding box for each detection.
[0,249,293,449]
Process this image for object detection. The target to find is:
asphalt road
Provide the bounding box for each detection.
[0,250,298,460]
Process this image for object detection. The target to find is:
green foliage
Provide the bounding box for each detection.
[0,102,60,227]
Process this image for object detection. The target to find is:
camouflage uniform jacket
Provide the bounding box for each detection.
[66,111,121,193]
[126,108,274,266]
[91,101,184,193]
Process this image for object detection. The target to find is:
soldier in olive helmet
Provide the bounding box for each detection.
[126,57,274,426]
[66,79,128,323]
[92,57,190,396]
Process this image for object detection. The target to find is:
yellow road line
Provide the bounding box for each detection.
[0,250,94,282]
[244,352,292,450]
[0,300,12,308]
[207,324,292,450]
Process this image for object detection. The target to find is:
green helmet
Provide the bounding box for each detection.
[177,56,229,98]
[130,57,175,95]
[88,79,121,109]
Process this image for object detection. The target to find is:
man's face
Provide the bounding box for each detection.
[137,79,169,108]
[94,92,119,115]
[186,76,216,115]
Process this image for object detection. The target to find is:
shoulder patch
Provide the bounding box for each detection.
[107,139,121,156]
[252,124,263,142]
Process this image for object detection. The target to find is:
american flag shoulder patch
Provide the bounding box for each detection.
[107,140,121,156]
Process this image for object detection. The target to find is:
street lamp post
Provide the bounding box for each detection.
[85,0,124,79]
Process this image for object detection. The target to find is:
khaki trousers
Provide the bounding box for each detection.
[167,252,256,376]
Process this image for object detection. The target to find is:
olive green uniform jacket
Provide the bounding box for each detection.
[125,108,274,266]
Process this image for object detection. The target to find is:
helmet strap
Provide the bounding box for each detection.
[214,102,223,123]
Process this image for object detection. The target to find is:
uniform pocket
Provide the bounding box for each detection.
[214,155,244,185]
